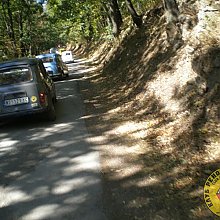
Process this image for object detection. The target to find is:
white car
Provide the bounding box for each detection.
[61,51,74,63]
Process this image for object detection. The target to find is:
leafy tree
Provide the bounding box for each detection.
[0,0,18,57]
[105,0,123,36]
[125,0,142,28]
[0,0,163,59]
[0,0,64,59]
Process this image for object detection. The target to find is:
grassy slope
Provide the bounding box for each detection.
[79,7,220,220]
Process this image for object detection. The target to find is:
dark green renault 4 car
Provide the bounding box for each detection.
[0,58,57,121]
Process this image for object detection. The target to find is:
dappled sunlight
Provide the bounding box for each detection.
[189,188,204,198]
[63,193,87,205]
[0,139,19,148]
[103,110,193,156]
[50,156,70,165]
[108,120,151,140]
[73,58,91,64]
[64,58,97,77]
[80,113,100,120]
[88,41,110,63]
[145,51,197,114]
[136,175,160,187]
[86,135,109,146]
[79,17,220,219]
[0,186,32,206]
[71,66,96,75]
[0,140,19,157]
[22,204,60,220]
[68,151,101,170]
[204,140,220,162]
[112,164,144,180]
[0,132,102,220]
[0,73,105,220]
[29,123,77,140]
[52,178,87,195]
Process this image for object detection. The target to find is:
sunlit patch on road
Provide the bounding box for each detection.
[0,57,106,220]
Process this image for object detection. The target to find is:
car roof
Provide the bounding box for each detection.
[0,58,39,69]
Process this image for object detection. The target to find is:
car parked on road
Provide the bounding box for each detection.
[61,51,74,63]
[0,58,57,121]
[36,53,69,79]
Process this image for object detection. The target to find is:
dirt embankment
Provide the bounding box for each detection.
[79,2,220,219]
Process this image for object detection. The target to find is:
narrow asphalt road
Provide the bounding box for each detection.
[0,58,107,220]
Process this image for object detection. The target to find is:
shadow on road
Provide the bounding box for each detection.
[0,59,106,220]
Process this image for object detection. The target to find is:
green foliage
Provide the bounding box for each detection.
[0,0,162,59]
[47,0,106,43]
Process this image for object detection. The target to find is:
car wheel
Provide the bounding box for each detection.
[52,88,57,103]
[54,94,57,103]
[46,102,56,121]
[44,96,56,121]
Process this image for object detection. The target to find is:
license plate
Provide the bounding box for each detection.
[4,97,29,106]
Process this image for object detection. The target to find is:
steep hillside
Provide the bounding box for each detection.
[80,1,220,219]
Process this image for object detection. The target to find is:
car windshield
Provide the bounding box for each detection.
[41,57,54,63]
[0,67,32,85]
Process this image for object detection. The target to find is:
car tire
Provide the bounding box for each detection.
[46,102,56,121]
[44,96,56,121]
[54,94,57,103]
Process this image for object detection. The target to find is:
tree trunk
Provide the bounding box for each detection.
[163,0,183,46]
[106,0,123,37]
[125,0,142,28]
[18,11,26,56]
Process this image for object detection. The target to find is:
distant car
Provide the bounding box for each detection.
[61,51,74,63]
[0,58,57,121]
[36,53,69,79]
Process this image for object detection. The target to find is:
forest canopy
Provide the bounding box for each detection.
[0,0,161,60]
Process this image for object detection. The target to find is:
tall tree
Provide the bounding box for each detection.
[125,0,142,28]
[1,0,17,56]
[105,0,123,37]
